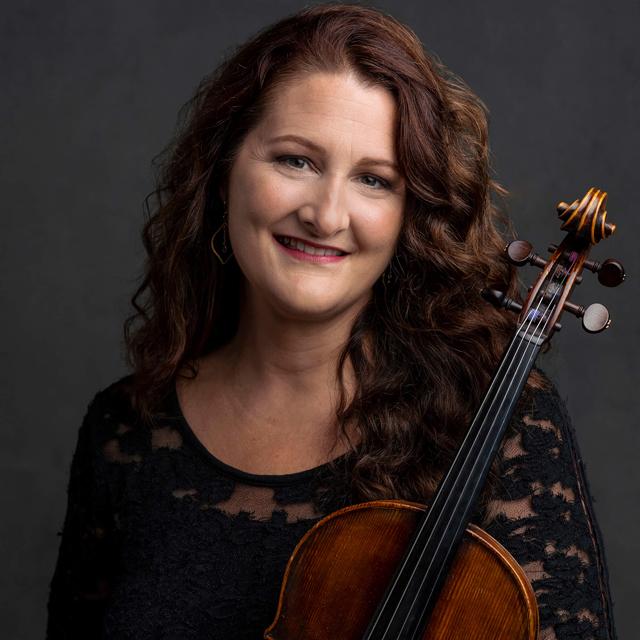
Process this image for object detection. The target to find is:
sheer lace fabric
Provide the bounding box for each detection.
[482,387,616,639]
[47,374,616,639]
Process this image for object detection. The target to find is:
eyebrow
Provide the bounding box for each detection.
[265,134,399,171]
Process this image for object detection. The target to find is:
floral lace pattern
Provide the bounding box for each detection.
[47,374,616,639]
[483,383,616,639]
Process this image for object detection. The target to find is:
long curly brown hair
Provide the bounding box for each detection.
[125,3,532,503]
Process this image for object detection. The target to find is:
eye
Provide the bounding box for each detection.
[359,174,391,190]
[276,155,311,170]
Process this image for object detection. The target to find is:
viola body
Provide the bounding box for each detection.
[264,500,538,640]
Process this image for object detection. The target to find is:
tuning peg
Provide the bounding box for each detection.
[549,244,625,286]
[481,288,523,313]
[505,240,547,268]
[546,244,584,284]
[583,258,626,287]
[481,288,559,327]
[482,288,564,332]
[582,303,611,333]
[561,300,611,333]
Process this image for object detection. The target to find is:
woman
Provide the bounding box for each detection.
[47,4,616,639]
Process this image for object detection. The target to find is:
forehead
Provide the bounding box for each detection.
[253,72,398,154]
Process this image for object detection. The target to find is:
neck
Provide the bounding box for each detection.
[223,290,364,398]
[362,330,542,639]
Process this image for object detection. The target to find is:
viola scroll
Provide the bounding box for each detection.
[483,187,625,344]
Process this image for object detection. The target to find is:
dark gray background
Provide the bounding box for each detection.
[2,1,638,637]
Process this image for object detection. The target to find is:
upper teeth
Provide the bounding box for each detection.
[278,236,345,256]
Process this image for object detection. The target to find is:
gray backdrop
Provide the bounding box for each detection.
[2,1,638,637]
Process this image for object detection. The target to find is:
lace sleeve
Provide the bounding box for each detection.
[46,392,117,639]
[483,377,617,640]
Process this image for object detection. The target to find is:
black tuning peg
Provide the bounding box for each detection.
[584,258,626,287]
[561,300,611,333]
[482,288,563,332]
[481,288,523,313]
[548,244,625,287]
[505,241,547,268]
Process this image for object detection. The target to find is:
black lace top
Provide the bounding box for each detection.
[47,374,617,639]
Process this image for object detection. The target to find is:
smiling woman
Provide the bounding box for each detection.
[46,4,616,640]
[226,72,404,324]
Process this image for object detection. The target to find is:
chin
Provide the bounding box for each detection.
[273,296,345,321]
[271,283,370,322]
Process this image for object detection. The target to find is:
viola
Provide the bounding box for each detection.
[264,188,625,639]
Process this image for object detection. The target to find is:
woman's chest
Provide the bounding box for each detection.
[103,456,323,638]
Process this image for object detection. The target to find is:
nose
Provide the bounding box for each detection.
[297,176,349,238]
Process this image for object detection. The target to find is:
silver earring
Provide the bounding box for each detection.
[210,201,233,264]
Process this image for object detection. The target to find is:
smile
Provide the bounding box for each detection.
[274,235,349,262]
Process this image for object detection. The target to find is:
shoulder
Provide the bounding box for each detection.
[488,369,585,523]
[499,368,583,494]
[75,374,143,458]
[81,374,138,430]
[515,368,571,425]
[78,374,185,469]
[509,368,574,450]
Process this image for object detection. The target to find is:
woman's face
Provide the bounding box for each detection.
[225,71,406,322]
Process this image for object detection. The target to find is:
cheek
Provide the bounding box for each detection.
[232,169,301,231]
[354,204,403,257]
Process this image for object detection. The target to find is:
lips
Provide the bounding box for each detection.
[274,235,349,256]
[273,234,350,263]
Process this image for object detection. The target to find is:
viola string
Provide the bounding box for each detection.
[386,263,568,639]
[375,255,573,639]
[368,299,546,637]
[392,258,573,639]
[368,336,526,638]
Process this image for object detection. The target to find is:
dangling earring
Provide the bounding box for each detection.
[210,201,233,264]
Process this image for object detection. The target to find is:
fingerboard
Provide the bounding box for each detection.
[362,331,541,640]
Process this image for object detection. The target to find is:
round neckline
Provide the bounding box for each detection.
[167,382,348,486]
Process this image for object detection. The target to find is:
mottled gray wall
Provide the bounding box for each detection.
[2,1,638,637]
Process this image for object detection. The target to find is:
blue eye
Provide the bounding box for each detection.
[276,156,391,191]
[277,156,309,170]
[360,174,390,190]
